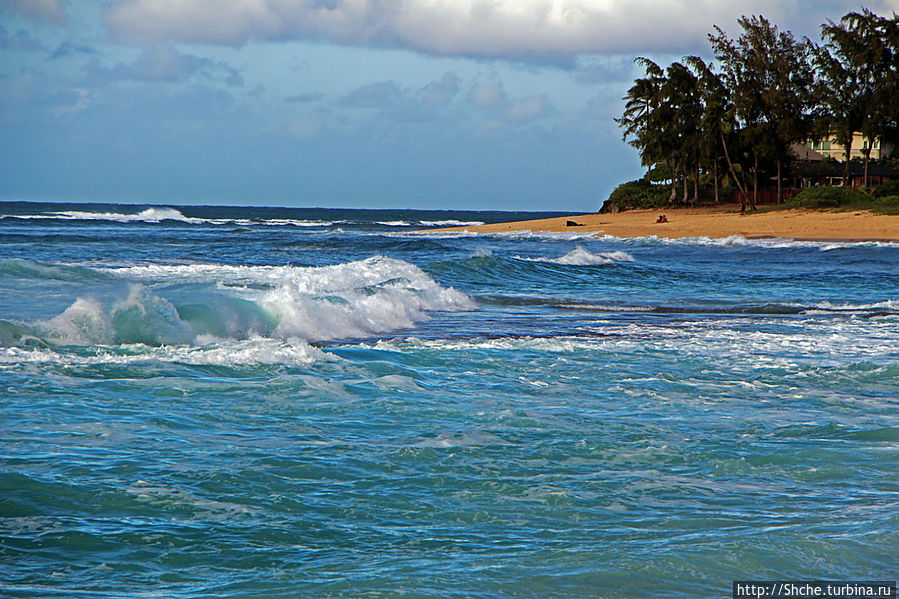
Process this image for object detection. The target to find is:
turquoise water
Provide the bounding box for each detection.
[1,202,897,597]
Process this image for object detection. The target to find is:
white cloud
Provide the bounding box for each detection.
[83,46,244,86]
[470,81,505,111]
[506,96,551,122]
[104,0,807,57]
[2,0,67,24]
[469,80,552,123]
[418,72,459,109]
[337,72,460,121]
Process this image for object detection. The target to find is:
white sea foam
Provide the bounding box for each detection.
[371,336,605,354]
[369,314,899,369]
[404,229,599,240]
[595,234,899,249]
[518,247,635,266]
[410,430,511,448]
[0,337,328,367]
[419,220,486,227]
[811,299,899,312]
[260,219,336,227]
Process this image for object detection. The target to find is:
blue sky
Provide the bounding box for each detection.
[1,0,895,211]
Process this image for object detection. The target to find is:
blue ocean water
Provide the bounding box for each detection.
[1,201,897,598]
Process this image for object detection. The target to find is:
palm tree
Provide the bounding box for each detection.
[687,56,746,208]
[812,33,867,183]
[710,15,813,205]
[831,10,899,188]
[617,59,679,202]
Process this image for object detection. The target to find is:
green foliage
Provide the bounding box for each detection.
[645,163,671,183]
[614,10,898,210]
[779,185,899,213]
[871,194,899,214]
[604,179,671,211]
[787,186,869,208]
[872,179,899,198]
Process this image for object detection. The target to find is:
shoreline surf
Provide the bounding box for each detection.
[420,204,899,241]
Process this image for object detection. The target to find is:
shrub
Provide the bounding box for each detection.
[601,179,671,212]
[872,194,899,213]
[872,179,899,198]
[787,186,869,209]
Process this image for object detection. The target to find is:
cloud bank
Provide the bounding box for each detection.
[2,0,67,24]
[105,0,799,57]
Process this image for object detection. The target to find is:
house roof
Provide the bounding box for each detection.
[790,143,826,161]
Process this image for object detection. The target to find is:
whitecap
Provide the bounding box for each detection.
[419,220,486,227]
[31,256,476,347]
[261,219,336,227]
[0,337,328,367]
[53,207,205,224]
[518,246,635,265]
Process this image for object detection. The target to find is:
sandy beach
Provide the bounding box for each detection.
[427,204,899,241]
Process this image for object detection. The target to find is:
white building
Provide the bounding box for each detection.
[805,131,895,161]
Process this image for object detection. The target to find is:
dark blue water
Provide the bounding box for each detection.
[1,202,897,598]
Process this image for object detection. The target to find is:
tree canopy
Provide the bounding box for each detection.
[616,8,899,212]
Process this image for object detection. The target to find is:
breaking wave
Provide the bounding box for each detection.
[2,257,475,349]
[518,247,635,265]
[419,220,486,227]
[7,207,205,224]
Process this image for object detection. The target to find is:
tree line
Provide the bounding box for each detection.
[616,9,899,213]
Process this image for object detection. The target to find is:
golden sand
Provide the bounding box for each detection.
[428,205,899,241]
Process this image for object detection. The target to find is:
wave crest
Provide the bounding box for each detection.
[24,257,475,348]
[518,247,635,266]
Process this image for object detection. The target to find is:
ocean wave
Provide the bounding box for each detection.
[517,247,635,266]
[377,220,413,226]
[0,259,114,282]
[7,207,206,224]
[404,229,600,240]
[1,210,341,228]
[808,299,899,312]
[8,256,475,349]
[260,219,337,227]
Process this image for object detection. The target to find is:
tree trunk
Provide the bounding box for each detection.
[751,152,758,211]
[713,158,719,205]
[667,159,677,203]
[863,140,872,190]
[776,157,782,204]
[692,163,699,206]
[843,135,852,184]
[682,164,688,204]
[720,130,747,197]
